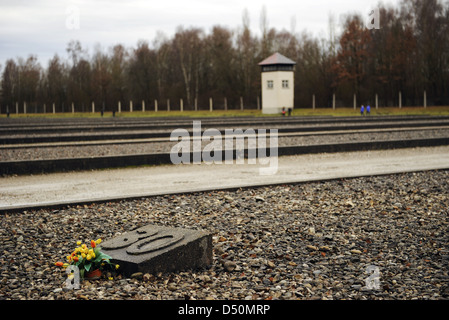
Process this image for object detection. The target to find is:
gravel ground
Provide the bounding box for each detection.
[1,170,448,300]
[1,129,449,161]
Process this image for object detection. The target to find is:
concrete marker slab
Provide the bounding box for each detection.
[101,224,213,277]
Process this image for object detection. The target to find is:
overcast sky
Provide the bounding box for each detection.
[0,0,401,69]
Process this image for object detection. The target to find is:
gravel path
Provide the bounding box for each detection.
[2,129,449,161]
[1,170,448,300]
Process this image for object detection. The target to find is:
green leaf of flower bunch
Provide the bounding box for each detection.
[101,252,112,261]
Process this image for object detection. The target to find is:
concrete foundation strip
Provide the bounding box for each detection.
[1,137,449,175]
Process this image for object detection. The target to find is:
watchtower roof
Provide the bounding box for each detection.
[258,52,296,66]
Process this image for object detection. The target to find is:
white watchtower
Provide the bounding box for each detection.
[258,52,296,114]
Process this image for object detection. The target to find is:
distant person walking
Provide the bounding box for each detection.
[282,107,286,116]
[360,105,365,116]
[366,105,371,115]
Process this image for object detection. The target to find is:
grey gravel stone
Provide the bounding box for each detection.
[2,129,449,161]
[1,170,448,300]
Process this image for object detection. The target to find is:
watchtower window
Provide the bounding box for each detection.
[267,80,274,89]
[282,80,289,88]
[261,64,294,72]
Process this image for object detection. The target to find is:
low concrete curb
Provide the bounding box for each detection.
[1,137,449,175]
[2,119,449,144]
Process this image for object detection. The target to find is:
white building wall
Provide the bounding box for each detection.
[261,71,294,114]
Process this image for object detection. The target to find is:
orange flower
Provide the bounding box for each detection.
[73,256,79,262]
[91,240,96,248]
[55,261,64,267]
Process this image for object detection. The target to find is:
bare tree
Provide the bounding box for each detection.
[109,44,129,108]
[1,59,19,108]
[46,54,68,111]
[127,40,154,105]
[91,44,112,110]
[236,9,259,104]
[173,27,204,108]
[153,31,171,101]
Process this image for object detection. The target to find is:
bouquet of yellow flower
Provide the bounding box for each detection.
[55,239,119,279]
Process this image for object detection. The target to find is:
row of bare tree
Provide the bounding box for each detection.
[1,0,449,113]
